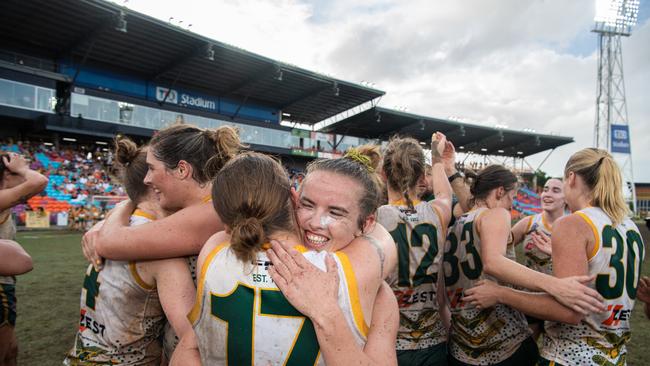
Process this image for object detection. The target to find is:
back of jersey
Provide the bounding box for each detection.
[191,244,367,366]
[443,208,530,365]
[64,211,165,366]
[542,207,645,365]
[377,200,447,351]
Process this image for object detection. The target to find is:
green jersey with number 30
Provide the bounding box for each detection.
[189,243,368,366]
[542,207,645,366]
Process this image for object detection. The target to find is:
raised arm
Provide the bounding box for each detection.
[430,133,453,227]
[0,154,48,210]
[0,239,33,276]
[92,201,223,261]
[478,209,604,314]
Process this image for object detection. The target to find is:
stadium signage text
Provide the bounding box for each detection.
[155,86,217,111]
[611,124,631,154]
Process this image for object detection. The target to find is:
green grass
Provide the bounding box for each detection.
[10,228,650,365]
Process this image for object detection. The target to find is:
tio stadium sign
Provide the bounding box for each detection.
[155,86,217,111]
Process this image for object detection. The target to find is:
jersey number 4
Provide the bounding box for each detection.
[596,226,645,300]
[211,284,319,366]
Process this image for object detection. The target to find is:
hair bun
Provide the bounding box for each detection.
[344,148,375,172]
[231,217,265,258]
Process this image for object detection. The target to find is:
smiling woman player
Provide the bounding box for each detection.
[510,178,567,339]
[171,152,399,365]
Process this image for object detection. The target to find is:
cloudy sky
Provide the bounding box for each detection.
[118,0,649,180]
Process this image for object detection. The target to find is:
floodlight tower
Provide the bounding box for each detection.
[593,0,639,213]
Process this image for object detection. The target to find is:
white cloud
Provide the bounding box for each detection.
[120,0,649,180]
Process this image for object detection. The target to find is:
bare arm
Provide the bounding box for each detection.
[0,239,33,276]
[479,209,604,314]
[430,133,453,227]
[464,280,583,324]
[0,154,48,210]
[437,270,450,331]
[170,330,201,366]
[361,222,397,280]
[638,277,650,320]
[510,216,532,247]
[149,258,196,340]
[95,202,223,260]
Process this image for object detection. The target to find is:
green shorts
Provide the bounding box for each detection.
[397,342,447,366]
[448,337,539,366]
[0,284,17,327]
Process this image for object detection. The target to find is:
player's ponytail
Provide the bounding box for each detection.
[204,125,245,181]
[114,136,148,204]
[212,152,294,264]
[565,148,627,225]
[468,165,517,207]
[382,137,425,212]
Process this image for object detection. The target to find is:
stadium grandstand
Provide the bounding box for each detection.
[1,0,577,227]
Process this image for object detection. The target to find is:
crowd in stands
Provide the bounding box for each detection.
[2,138,544,228]
[1,139,125,229]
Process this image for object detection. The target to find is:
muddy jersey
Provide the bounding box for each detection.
[443,208,531,365]
[542,207,645,366]
[521,213,554,275]
[377,200,447,350]
[161,255,198,360]
[0,210,17,285]
[64,211,165,366]
[190,244,367,366]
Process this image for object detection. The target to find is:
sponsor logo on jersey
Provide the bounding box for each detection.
[79,309,106,337]
[601,304,631,327]
[447,288,466,309]
[394,289,436,308]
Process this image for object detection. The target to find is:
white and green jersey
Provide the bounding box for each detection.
[521,213,553,275]
[542,207,645,366]
[64,211,165,366]
[0,210,17,285]
[189,243,367,366]
[377,199,447,350]
[443,208,531,365]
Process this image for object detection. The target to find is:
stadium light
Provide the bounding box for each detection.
[498,149,504,153]
[594,0,639,34]
[63,137,77,142]
[115,11,127,33]
[95,141,108,145]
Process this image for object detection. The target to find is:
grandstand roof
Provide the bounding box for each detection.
[320,107,574,158]
[0,0,384,125]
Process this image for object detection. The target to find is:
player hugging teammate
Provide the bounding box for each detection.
[71,125,645,366]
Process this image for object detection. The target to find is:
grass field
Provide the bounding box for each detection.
[11,226,650,365]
